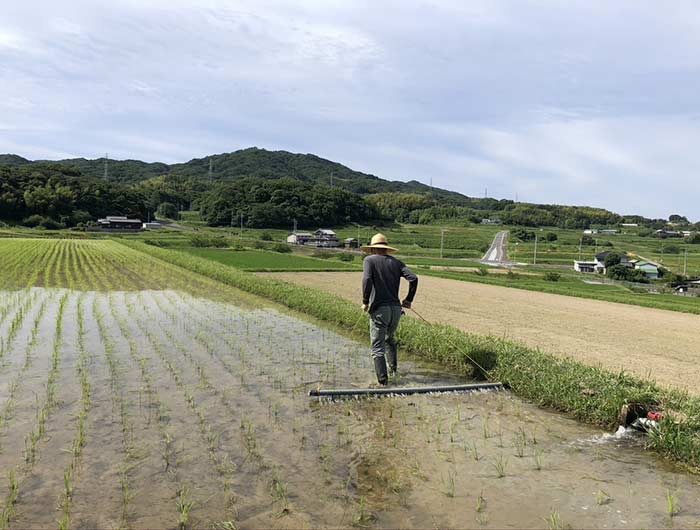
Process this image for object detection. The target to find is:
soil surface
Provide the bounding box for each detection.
[267,272,700,394]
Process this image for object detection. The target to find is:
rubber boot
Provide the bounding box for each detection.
[386,348,397,377]
[373,356,388,386]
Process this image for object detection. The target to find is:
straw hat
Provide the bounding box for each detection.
[361,233,398,253]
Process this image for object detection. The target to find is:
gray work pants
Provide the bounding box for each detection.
[369,305,402,369]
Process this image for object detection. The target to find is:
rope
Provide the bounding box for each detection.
[408,307,493,381]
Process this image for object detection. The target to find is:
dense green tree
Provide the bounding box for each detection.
[604,252,624,268]
[156,202,179,220]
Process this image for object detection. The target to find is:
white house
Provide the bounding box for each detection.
[287,232,313,245]
[583,229,598,235]
[313,229,340,248]
[574,260,599,273]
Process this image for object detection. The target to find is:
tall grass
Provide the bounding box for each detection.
[119,240,700,470]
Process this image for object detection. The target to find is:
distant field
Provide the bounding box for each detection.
[180,248,360,271]
[420,268,700,314]
[508,228,700,275]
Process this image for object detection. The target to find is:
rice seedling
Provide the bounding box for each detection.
[269,467,290,515]
[666,490,679,517]
[482,417,490,439]
[595,489,612,505]
[441,470,456,498]
[491,455,508,478]
[534,447,545,470]
[475,491,486,513]
[466,440,480,461]
[544,510,563,530]
[177,486,195,530]
[513,430,527,458]
[352,496,375,528]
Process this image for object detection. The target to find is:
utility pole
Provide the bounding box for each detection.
[293,218,297,234]
[440,228,446,259]
[240,212,244,237]
[330,172,334,187]
[103,153,109,180]
[533,233,538,265]
[578,237,582,260]
[684,247,688,276]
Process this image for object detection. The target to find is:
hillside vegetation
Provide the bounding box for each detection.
[1,148,696,231]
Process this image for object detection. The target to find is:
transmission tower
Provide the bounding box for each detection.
[208,158,213,182]
[103,153,109,180]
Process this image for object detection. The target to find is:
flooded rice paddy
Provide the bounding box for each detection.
[0,287,698,529]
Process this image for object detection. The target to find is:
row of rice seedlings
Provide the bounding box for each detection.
[0,293,67,529]
[50,240,67,289]
[0,290,24,327]
[0,293,51,442]
[93,295,136,527]
[129,295,240,524]
[0,289,39,361]
[57,294,92,528]
[37,238,63,288]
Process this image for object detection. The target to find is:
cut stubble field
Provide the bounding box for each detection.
[269,272,700,395]
[1,239,700,528]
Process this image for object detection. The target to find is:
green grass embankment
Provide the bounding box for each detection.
[118,239,700,471]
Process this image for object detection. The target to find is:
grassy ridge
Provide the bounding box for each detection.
[119,239,700,470]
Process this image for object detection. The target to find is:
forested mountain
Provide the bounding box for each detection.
[0,147,468,201]
[0,147,691,230]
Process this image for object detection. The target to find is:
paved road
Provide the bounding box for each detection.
[481,230,509,263]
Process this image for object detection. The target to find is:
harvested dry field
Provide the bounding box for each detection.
[268,272,700,394]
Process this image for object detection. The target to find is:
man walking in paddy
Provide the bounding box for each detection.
[361,233,418,385]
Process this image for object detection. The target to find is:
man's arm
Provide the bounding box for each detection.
[362,257,373,309]
[401,264,418,307]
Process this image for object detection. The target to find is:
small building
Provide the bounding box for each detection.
[142,222,163,230]
[655,229,682,238]
[287,232,313,245]
[574,260,599,273]
[600,229,618,235]
[621,223,639,227]
[481,218,502,225]
[583,229,598,235]
[313,229,340,248]
[97,216,142,231]
[629,259,660,280]
[344,238,359,249]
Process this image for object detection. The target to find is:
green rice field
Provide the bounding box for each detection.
[0,237,699,528]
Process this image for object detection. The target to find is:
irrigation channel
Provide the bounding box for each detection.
[0,286,698,529]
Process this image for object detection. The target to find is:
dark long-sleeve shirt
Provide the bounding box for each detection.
[362,254,418,312]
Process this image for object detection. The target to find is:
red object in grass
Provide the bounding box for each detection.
[647,411,663,421]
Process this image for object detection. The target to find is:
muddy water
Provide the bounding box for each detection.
[0,287,698,529]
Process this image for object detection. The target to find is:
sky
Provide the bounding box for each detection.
[1,1,698,220]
